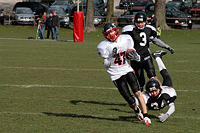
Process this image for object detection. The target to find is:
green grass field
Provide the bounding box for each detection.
[0,25,200,132]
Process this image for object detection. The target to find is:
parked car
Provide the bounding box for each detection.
[119,0,135,9]
[0,9,4,25]
[167,1,191,13]
[172,0,196,8]
[131,1,149,11]
[145,3,179,16]
[104,0,107,7]
[189,3,200,17]
[82,0,105,12]
[11,7,35,25]
[50,0,75,13]
[12,2,48,16]
[118,10,144,26]
[47,7,69,26]
[136,0,153,2]
[166,10,192,29]
[70,5,106,26]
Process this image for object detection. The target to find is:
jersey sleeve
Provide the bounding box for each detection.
[127,35,134,49]
[97,41,109,59]
[146,25,157,39]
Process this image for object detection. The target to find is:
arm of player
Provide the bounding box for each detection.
[103,58,115,68]
[103,47,118,68]
[151,37,175,54]
[127,50,141,62]
[158,102,175,122]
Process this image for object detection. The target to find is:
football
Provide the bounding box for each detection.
[126,49,135,59]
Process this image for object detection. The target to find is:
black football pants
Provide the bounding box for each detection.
[130,56,156,89]
[113,72,140,105]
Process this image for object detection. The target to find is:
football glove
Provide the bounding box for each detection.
[127,51,141,62]
[158,113,169,122]
[112,47,117,58]
[167,47,175,54]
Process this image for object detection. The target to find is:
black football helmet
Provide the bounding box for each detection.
[134,12,147,30]
[102,22,119,42]
[145,78,162,99]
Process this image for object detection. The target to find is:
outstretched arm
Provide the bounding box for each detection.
[151,37,175,54]
[159,102,175,122]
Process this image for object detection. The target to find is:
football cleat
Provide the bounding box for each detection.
[135,108,144,121]
[143,117,152,125]
[152,50,167,59]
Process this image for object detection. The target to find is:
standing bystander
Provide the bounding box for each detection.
[157,25,161,39]
[46,12,53,39]
[42,12,47,38]
[149,13,157,28]
[37,13,46,39]
[52,11,59,40]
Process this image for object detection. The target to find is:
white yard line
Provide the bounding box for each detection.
[0,66,200,73]
[0,66,105,71]
[0,84,199,92]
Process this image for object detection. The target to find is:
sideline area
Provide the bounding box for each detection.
[0,37,74,42]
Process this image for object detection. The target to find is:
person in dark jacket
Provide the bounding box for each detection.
[52,11,59,40]
[37,13,46,39]
[149,13,157,28]
[46,12,53,39]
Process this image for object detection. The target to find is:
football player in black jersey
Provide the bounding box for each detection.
[135,50,177,122]
[122,12,175,91]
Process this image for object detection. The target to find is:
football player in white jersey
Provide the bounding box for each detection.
[121,12,175,92]
[135,50,177,122]
[97,22,151,125]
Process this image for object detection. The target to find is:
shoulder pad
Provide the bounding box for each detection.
[97,40,109,58]
[122,25,135,33]
[146,24,156,31]
[161,86,177,97]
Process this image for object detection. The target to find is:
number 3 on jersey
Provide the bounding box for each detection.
[140,32,147,46]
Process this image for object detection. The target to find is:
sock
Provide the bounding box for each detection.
[156,57,166,71]
[143,113,148,118]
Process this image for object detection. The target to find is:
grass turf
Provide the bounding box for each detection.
[0,25,200,132]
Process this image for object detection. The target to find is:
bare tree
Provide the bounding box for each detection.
[85,0,97,32]
[106,0,114,22]
[155,0,171,30]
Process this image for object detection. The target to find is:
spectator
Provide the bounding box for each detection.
[149,13,157,28]
[46,12,53,39]
[147,15,151,25]
[157,25,161,39]
[43,11,47,19]
[42,12,47,38]
[52,11,59,40]
[37,13,46,39]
